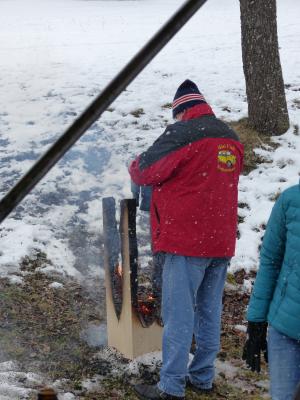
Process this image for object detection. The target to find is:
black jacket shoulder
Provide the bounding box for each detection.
[139,116,240,170]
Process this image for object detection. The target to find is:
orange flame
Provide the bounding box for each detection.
[137,294,157,316]
[115,263,123,277]
[138,302,152,315]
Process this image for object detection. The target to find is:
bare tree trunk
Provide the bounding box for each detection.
[240,0,289,135]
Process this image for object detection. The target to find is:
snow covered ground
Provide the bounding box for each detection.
[1,0,299,280]
[0,1,299,396]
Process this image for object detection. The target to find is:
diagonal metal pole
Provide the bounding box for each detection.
[0,0,208,224]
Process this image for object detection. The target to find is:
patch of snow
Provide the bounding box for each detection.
[58,393,76,400]
[128,351,162,375]
[0,361,19,372]
[0,362,44,400]
[243,279,254,293]
[81,377,103,393]
[7,275,23,285]
[49,282,64,289]
[255,380,270,391]
[234,324,247,333]
[225,282,237,291]
[215,359,239,380]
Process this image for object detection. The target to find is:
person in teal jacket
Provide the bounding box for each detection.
[243,181,300,400]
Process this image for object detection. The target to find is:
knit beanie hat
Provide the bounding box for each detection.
[172,80,206,118]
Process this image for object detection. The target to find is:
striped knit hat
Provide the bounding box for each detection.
[172,80,206,118]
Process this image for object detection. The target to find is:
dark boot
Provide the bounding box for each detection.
[186,379,214,395]
[133,384,185,400]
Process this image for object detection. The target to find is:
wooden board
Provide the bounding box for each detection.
[103,198,162,360]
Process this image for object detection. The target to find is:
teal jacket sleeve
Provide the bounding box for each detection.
[247,193,287,322]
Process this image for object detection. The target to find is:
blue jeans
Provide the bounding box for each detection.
[268,325,300,400]
[157,254,229,397]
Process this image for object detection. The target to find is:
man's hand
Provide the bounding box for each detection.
[242,321,268,372]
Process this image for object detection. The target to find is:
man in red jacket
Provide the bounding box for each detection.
[130,80,244,400]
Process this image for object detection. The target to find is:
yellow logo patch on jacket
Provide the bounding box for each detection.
[217,144,237,172]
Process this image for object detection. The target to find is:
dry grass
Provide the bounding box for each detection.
[228,118,278,175]
[0,252,105,382]
[1,253,269,399]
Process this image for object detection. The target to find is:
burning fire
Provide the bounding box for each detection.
[137,294,156,316]
[138,302,152,316]
[115,263,123,277]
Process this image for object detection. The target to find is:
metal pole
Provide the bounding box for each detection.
[0,0,208,223]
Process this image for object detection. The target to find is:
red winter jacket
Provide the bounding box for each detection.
[129,104,244,257]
